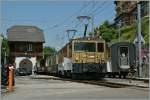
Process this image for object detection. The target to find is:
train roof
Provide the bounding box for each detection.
[109,42,135,47]
[57,36,105,53]
[70,36,105,41]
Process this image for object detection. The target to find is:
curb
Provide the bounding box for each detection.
[106,82,149,88]
[133,78,149,83]
[30,76,61,80]
[30,76,149,88]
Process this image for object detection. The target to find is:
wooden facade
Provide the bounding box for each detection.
[7,25,45,60]
[9,42,43,58]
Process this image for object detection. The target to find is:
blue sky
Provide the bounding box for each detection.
[1,0,116,50]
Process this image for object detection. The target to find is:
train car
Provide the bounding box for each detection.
[106,42,136,78]
[48,54,58,75]
[55,37,108,79]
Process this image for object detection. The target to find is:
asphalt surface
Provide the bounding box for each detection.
[1,76,149,100]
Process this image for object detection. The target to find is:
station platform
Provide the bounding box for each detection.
[133,77,149,82]
[104,78,149,88]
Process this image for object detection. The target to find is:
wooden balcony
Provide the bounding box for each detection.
[11,52,43,57]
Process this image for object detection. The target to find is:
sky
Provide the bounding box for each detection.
[0,0,116,50]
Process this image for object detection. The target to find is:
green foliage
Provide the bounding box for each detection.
[141,16,149,44]
[118,16,149,44]
[44,46,56,54]
[1,35,10,56]
[91,21,117,42]
[91,16,149,44]
[1,34,11,64]
[36,46,56,66]
[44,46,56,59]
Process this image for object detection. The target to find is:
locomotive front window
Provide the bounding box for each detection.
[74,42,96,52]
[97,43,104,52]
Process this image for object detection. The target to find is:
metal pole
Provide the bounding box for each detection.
[91,2,95,37]
[3,48,6,66]
[84,24,88,37]
[137,2,142,78]
[92,15,94,37]
[0,35,2,88]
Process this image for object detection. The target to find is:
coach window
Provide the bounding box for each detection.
[97,43,104,52]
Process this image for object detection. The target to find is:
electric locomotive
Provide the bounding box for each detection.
[50,37,108,79]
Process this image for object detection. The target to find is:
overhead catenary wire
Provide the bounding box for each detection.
[92,2,113,16]
[44,2,92,30]
[49,2,91,49]
[87,1,108,16]
[52,1,116,50]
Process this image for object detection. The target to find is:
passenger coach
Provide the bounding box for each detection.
[107,42,136,78]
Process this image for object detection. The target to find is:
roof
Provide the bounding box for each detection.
[58,36,105,52]
[7,25,45,42]
[71,36,105,41]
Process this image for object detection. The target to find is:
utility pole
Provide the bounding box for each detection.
[118,1,122,42]
[91,2,95,37]
[137,2,142,78]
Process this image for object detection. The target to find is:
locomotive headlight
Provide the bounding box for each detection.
[97,55,100,58]
[75,57,79,62]
[89,55,94,58]
[83,55,86,58]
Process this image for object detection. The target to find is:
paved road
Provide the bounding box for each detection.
[2,76,149,100]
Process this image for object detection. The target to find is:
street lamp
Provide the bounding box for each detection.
[66,29,77,40]
[77,15,91,37]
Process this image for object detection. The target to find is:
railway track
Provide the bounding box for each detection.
[61,78,130,88]
[31,75,149,88]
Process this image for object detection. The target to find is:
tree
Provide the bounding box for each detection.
[1,34,11,65]
[91,21,117,42]
[44,46,56,58]
[36,46,56,67]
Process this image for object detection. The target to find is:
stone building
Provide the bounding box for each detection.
[114,1,149,26]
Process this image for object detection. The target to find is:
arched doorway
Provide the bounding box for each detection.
[19,59,33,75]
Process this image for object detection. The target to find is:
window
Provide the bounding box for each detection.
[119,46,129,65]
[19,44,27,52]
[74,42,96,52]
[97,43,104,52]
[28,44,32,51]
